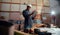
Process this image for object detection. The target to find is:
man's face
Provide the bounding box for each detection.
[27,6,31,10]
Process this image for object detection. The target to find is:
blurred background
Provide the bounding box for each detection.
[0,0,60,35]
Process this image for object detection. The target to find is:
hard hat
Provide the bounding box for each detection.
[27,4,32,7]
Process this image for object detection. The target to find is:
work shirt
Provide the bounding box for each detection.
[23,10,36,29]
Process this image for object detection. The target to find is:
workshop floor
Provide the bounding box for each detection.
[14,30,38,35]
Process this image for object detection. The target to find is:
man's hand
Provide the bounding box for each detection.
[32,10,36,12]
[32,10,37,14]
[30,10,37,16]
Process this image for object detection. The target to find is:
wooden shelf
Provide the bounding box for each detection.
[0,11,20,13]
[0,2,41,6]
[0,2,21,4]
[43,5,50,7]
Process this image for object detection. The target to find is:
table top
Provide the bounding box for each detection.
[37,28,60,33]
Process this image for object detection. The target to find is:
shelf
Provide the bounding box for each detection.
[43,5,50,7]
[0,2,39,6]
[0,11,20,13]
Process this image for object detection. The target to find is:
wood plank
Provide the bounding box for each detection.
[0,2,41,6]
[14,30,30,35]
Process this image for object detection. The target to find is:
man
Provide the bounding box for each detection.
[23,4,36,33]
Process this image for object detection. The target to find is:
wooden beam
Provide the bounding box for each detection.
[0,2,41,6]
[0,2,21,4]
[42,13,50,14]
[0,11,21,13]
[43,5,50,7]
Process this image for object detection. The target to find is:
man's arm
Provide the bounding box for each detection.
[23,10,34,17]
[29,11,35,16]
[31,11,37,19]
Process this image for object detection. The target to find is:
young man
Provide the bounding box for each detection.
[23,4,36,33]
